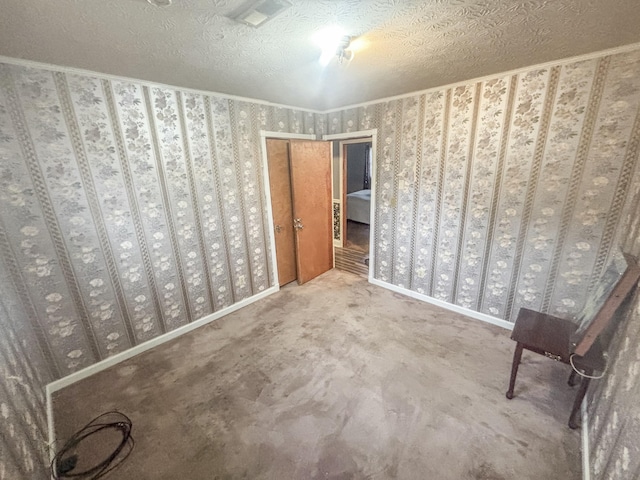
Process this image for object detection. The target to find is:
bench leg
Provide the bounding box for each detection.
[568,369,579,387]
[506,343,524,399]
[569,374,591,429]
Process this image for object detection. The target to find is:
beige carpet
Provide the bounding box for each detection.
[53,270,580,480]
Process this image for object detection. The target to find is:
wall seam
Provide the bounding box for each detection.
[428,89,452,295]
[53,72,137,348]
[478,75,518,313]
[3,69,102,363]
[408,95,427,290]
[505,66,561,320]
[228,100,256,296]
[102,80,167,335]
[142,86,194,325]
[589,107,640,290]
[249,103,272,289]
[452,82,483,303]
[203,96,236,305]
[390,100,404,285]
[175,90,216,312]
[541,57,611,312]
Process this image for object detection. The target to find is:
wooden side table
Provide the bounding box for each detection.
[505,308,606,429]
[505,253,640,429]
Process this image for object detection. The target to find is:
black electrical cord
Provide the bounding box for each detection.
[51,411,134,479]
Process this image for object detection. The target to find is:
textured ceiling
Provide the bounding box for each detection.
[1,0,640,110]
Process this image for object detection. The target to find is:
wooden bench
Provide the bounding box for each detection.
[505,253,640,428]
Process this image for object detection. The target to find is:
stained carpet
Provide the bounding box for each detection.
[53,270,580,479]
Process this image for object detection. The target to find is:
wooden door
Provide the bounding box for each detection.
[289,140,333,284]
[266,139,297,286]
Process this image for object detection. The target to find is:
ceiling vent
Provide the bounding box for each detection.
[229,0,292,28]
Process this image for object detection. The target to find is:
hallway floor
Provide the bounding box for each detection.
[345,220,370,253]
[53,270,580,479]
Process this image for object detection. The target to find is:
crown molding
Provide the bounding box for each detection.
[0,55,321,114]
[2,41,640,114]
[320,41,640,113]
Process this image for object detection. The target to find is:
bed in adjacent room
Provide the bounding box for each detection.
[346,189,371,224]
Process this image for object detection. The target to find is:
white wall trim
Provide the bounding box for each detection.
[260,134,280,287]
[582,399,591,480]
[338,137,374,146]
[321,42,640,113]
[368,134,377,280]
[323,130,377,141]
[0,55,320,114]
[45,285,278,468]
[339,144,345,248]
[329,138,341,251]
[260,131,317,140]
[324,130,378,279]
[368,277,514,330]
[46,285,278,394]
[46,383,55,463]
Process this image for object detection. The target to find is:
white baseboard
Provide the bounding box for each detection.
[47,285,278,394]
[46,383,55,465]
[582,399,591,480]
[45,285,279,460]
[369,276,595,478]
[368,277,514,330]
[44,276,590,477]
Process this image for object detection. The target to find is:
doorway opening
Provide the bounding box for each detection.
[324,133,376,279]
[261,133,333,288]
[342,141,372,255]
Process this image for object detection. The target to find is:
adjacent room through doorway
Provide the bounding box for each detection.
[330,136,374,278]
[344,141,372,254]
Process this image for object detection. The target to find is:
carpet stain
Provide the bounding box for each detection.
[470,462,507,480]
[53,270,580,480]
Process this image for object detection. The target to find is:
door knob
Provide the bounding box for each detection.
[294,218,304,231]
[275,224,282,233]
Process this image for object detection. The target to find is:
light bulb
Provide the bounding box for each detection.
[313,26,346,66]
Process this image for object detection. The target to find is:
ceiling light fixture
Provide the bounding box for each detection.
[314,27,354,67]
[336,36,354,64]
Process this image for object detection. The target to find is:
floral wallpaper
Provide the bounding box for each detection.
[0,61,324,478]
[0,62,323,378]
[324,48,640,480]
[587,178,640,480]
[324,48,640,324]
[0,252,53,479]
[333,201,341,242]
[588,289,640,480]
[326,49,640,480]
[1,44,640,478]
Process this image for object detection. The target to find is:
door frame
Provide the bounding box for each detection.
[338,138,373,249]
[259,131,316,289]
[323,129,378,282]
